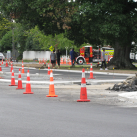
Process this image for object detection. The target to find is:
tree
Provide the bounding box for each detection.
[2,0,136,69]
[0,14,12,39]
[67,0,137,69]
[0,30,12,52]
[0,0,75,35]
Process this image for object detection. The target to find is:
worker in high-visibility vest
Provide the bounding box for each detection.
[100,49,108,70]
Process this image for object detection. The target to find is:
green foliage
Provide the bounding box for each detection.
[0,30,12,52]
[13,23,28,53]
[13,25,76,53]
[25,26,43,51]
[66,0,137,47]
[0,14,12,39]
[0,0,76,36]
[1,0,137,48]
[26,26,76,51]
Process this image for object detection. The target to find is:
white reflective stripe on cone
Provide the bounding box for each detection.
[11,76,14,78]
[50,73,53,77]
[90,71,93,73]
[27,73,30,76]
[27,81,30,83]
[81,83,86,87]
[90,65,92,68]
[82,72,85,78]
[18,78,21,80]
[50,82,54,85]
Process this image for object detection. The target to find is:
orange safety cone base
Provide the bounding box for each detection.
[46,95,58,97]
[0,66,2,71]
[47,70,58,97]
[23,83,33,94]
[88,77,95,79]
[16,88,25,89]
[23,92,34,94]
[5,63,9,67]
[77,99,90,102]
[22,70,24,73]
[16,81,25,89]
[9,84,17,86]
[10,68,13,72]
[9,78,17,86]
[48,71,50,75]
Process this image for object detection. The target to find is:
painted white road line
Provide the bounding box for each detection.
[0,79,124,84]
[87,79,125,83]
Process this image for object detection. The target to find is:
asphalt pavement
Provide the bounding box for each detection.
[0,82,137,137]
[1,63,137,137]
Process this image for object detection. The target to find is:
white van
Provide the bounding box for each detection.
[0,53,5,60]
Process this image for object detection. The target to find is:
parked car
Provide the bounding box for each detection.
[0,53,5,60]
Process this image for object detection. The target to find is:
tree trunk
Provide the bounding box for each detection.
[108,41,136,69]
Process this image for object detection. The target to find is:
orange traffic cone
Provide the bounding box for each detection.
[0,62,2,71]
[10,61,13,72]
[21,61,24,74]
[23,70,34,94]
[44,59,46,65]
[47,63,50,75]
[88,63,95,79]
[60,58,63,64]
[64,58,66,64]
[46,70,58,97]
[26,69,30,81]
[77,69,90,102]
[39,59,40,64]
[8,59,10,65]
[0,61,3,78]
[67,59,69,64]
[2,58,3,65]
[9,69,17,86]
[69,59,71,65]
[5,59,9,67]
[16,69,24,89]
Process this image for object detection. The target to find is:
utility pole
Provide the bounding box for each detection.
[11,19,16,59]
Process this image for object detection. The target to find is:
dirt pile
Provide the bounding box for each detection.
[108,74,137,92]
